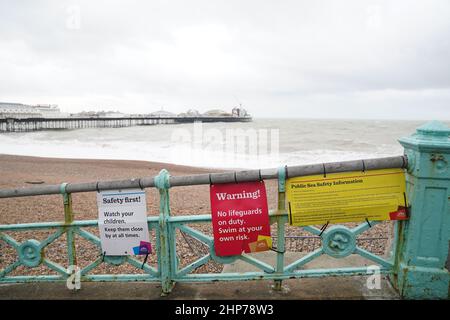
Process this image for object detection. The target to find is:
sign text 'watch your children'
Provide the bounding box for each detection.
[97,189,151,256]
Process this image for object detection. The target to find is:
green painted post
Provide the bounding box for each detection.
[154,169,174,295]
[273,167,287,291]
[60,183,77,268]
[394,121,450,299]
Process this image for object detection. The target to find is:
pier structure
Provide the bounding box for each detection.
[0,115,252,132]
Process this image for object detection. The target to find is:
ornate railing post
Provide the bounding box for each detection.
[60,183,77,269]
[154,169,174,295]
[394,121,450,299]
[273,167,287,291]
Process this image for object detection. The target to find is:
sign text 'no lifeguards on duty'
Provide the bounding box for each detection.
[286,168,409,226]
[97,189,152,256]
[210,181,272,257]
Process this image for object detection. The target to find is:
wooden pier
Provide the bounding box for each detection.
[0,115,252,132]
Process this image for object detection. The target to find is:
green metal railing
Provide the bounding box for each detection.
[0,160,401,295]
[1,121,449,299]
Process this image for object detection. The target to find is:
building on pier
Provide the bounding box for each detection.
[149,109,177,117]
[203,109,232,117]
[0,102,67,119]
[0,102,43,119]
[33,104,68,118]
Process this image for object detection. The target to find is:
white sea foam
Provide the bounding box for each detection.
[0,119,426,169]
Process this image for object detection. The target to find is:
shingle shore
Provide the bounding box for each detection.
[0,154,390,276]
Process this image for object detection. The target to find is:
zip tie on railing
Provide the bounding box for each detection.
[258,169,263,182]
[365,218,372,228]
[362,160,366,173]
[270,247,285,254]
[96,181,100,193]
[141,253,149,269]
[138,178,144,190]
[319,221,330,237]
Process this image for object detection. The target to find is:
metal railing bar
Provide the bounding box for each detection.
[176,254,211,277]
[126,256,159,277]
[0,220,99,231]
[80,257,103,276]
[173,266,392,282]
[284,248,324,272]
[177,225,213,245]
[0,232,20,249]
[0,275,66,282]
[0,155,406,198]
[238,254,276,274]
[0,260,21,278]
[302,225,323,236]
[40,228,65,248]
[80,274,159,282]
[74,228,101,246]
[169,214,212,223]
[43,258,68,276]
[354,247,393,268]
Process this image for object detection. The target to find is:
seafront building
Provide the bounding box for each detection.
[0,102,43,119]
[0,102,67,119]
[33,104,69,118]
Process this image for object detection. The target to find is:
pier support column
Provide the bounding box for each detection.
[392,121,450,299]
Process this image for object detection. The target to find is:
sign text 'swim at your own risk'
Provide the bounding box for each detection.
[210,181,272,257]
[286,168,409,226]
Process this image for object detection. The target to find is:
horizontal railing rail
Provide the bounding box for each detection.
[0,155,407,198]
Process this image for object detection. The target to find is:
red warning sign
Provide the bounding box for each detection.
[210,181,272,257]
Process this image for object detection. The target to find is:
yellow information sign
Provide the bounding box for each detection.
[286,168,408,226]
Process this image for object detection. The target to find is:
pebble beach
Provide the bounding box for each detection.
[0,154,391,276]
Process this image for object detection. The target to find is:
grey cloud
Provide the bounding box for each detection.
[0,0,449,119]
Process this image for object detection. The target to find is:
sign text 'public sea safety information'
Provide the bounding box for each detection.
[286,168,408,226]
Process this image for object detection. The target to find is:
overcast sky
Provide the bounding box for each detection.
[1,1,449,119]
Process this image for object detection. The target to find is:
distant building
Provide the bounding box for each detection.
[203,109,232,117]
[232,106,248,117]
[0,102,70,119]
[0,102,42,119]
[33,104,69,118]
[178,109,201,117]
[149,109,177,117]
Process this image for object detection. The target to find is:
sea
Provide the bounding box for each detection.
[0,119,444,169]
